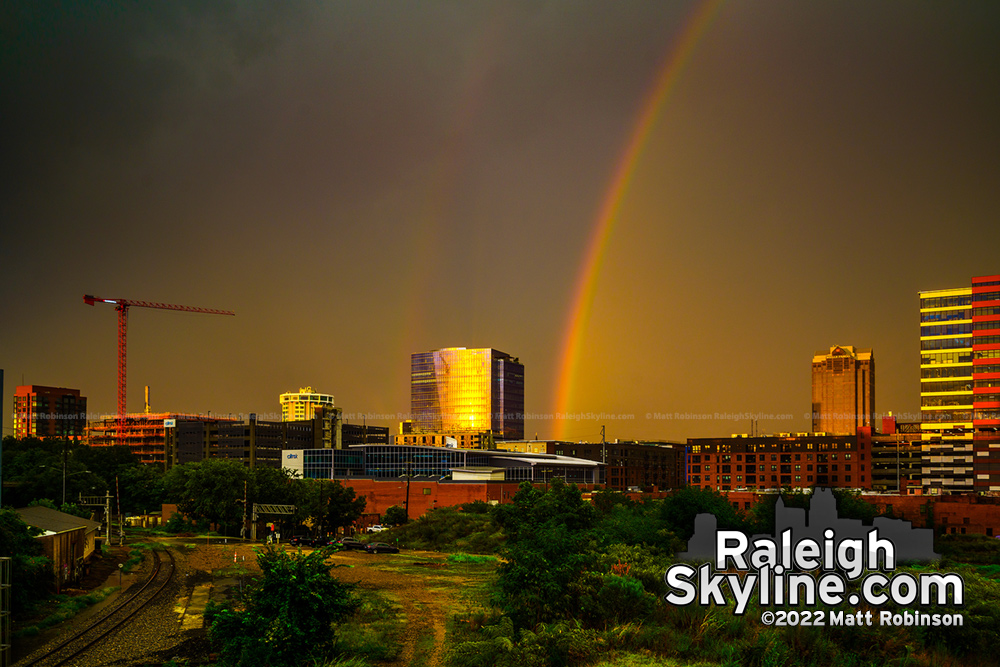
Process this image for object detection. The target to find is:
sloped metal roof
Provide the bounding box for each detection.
[16,506,102,534]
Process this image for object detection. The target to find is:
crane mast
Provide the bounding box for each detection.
[83,294,235,446]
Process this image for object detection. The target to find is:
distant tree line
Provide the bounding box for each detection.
[1,435,366,537]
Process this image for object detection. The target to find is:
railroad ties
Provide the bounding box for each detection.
[20,548,177,667]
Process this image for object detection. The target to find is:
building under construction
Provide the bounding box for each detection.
[87,413,235,468]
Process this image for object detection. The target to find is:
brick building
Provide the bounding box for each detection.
[13,385,87,440]
[687,431,873,492]
[540,440,686,491]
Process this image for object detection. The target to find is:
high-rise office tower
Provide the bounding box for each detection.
[971,275,1000,429]
[919,286,975,433]
[279,387,336,422]
[411,347,524,440]
[13,385,87,440]
[918,274,1000,493]
[811,346,875,435]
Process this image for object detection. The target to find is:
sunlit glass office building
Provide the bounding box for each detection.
[411,348,524,440]
[919,273,1000,493]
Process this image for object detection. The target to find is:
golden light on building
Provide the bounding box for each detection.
[411,347,524,440]
[279,387,335,422]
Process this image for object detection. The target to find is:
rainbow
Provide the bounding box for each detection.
[552,0,725,440]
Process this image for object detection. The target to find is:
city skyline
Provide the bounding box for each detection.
[2,2,1000,442]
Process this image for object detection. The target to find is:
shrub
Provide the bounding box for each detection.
[579,574,656,627]
[208,546,359,666]
[383,505,408,527]
[382,506,502,553]
[459,501,492,514]
[164,512,187,533]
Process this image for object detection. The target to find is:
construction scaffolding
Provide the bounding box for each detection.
[87,413,235,468]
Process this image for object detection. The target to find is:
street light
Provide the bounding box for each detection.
[39,466,91,505]
[62,469,91,505]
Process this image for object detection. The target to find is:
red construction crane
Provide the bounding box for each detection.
[83,294,235,444]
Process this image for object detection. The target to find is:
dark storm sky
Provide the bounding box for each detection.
[2,1,999,442]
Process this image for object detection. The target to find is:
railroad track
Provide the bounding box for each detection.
[19,547,176,667]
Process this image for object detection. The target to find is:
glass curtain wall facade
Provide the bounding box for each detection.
[411,348,524,439]
[972,275,1000,428]
[918,275,1000,492]
[296,445,597,484]
[920,287,974,433]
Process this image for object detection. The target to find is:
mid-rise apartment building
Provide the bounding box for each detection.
[686,431,873,492]
[13,385,87,440]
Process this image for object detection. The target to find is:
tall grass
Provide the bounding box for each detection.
[13,587,117,638]
[384,506,504,554]
[331,589,403,663]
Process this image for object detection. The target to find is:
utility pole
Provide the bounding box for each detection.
[404,460,412,520]
[601,425,606,464]
[62,440,68,506]
[116,475,123,546]
[242,480,247,540]
[896,433,903,495]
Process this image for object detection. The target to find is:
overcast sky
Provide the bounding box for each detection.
[3,1,999,442]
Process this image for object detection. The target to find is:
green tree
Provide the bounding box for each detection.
[2,438,63,507]
[3,439,112,508]
[657,486,749,541]
[747,488,883,534]
[286,478,364,538]
[207,546,359,666]
[162,459,250,531]
[595,501,681,555]
[289,478,327,532]
[250,466,296,506]
[323,480,366,534]
[592,487,634,515]
[0,508,51,614]
[830,488,882,523]
[27,499,92,520]
[115,463,165,515]
[491,479,598,628]
[382,505,408,526]
[75,444,138,486]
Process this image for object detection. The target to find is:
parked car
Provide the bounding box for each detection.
[334,537,366,550]
[365,542,399,554]
[366,524,386,533]
[289,535,314,547]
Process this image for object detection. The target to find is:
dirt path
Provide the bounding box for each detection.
[18,540,465,667]
[330,551,455,667]
[167,541,457,665]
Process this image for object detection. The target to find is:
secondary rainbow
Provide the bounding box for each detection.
[552,0,725,440]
